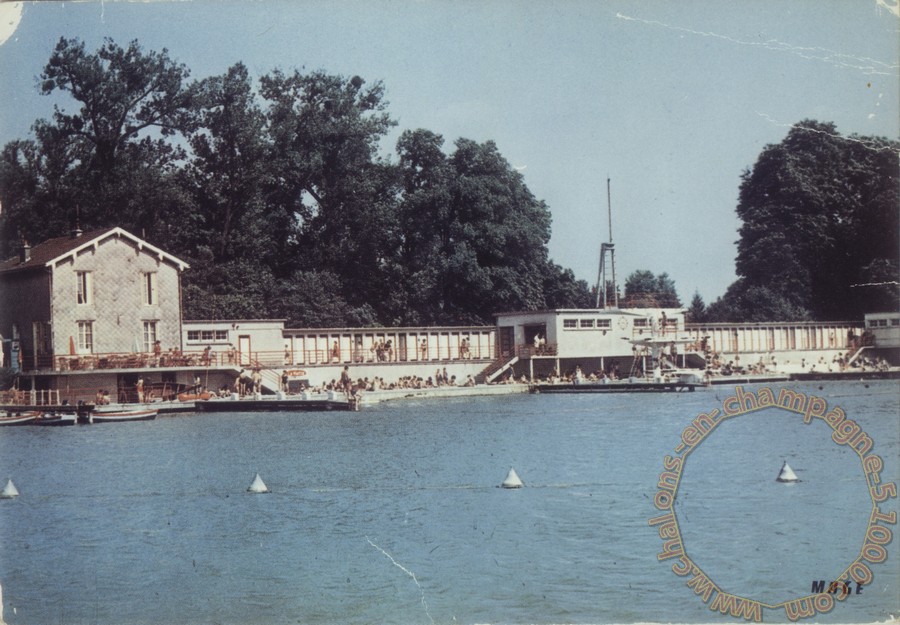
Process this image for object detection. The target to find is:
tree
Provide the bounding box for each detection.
[621,270,681,308]
[733,120,899,320]
[686,291,707,323]
[395,133,566,323]
[184,62,271,263]
[0,37,195,254]
[2,38,596,328]
[706,280,810,322]
[260,69,400,315]
[544,263,593,310]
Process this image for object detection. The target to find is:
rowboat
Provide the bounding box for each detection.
[90,407,158,423]
[0,411,41,426]
[33,412,77,426]
[177,391,212,402]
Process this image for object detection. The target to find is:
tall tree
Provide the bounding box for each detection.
[396,132,573,323]
[0,37,195,252]
[183,62,271,263]
[260,69,399,317]
[732,120,899,320]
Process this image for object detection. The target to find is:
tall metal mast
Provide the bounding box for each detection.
[595,177,618,309]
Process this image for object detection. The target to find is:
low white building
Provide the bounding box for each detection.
[863,312,900,363]
[494,307,686,379]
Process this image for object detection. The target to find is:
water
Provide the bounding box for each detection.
[1,380,898,625]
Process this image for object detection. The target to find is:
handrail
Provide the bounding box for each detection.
[18,343,495,375]
[0,381,185,406]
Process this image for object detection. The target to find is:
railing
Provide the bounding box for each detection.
[1,382,185,406]
[0,389,61,406]
[283,346,493,367]
[477,351,518,382]
[19,348,244,373]
[515,344,558,358]
[17,343,496,375]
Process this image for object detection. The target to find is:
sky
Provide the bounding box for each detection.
[0,0,897,306]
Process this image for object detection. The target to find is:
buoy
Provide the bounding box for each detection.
[247,473,269,493]
[0,479,18,499]
[776,461,799,482]
[501,467,524,489]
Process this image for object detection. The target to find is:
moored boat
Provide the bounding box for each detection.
[33,412,77,426]
[90,407,158,423]
[177,391,212,402]
[0,410,41,426]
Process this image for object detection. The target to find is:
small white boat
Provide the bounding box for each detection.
[0,410,41,426]
[90,407,158,423]
[33,412,77,426]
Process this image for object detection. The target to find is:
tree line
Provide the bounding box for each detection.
[0,37,594,327]
[1,39,896,326]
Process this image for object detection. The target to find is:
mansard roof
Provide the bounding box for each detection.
[0,227,190,275]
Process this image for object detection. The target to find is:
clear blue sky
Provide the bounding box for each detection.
[1,1,897,305]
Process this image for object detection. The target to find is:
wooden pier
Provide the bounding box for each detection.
[1,403,92,417]
[530,381,697,393]
[193,397,354,412]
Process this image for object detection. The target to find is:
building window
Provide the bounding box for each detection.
[76,271,92,305]
[563,319,577,329]
[579,319,594,328]
[596,319,611,329]
[77,321,93,353]
[187,329,230,343]
[143,321,158,352]
[142,272,158,306]
[634,319,648,328]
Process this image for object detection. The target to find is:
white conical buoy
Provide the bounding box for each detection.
[776,461,799,482]
[247,473,269,493]
[501,467,524,489]
[0,479,18,499]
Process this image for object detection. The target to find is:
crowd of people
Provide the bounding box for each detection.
[802,353,892,373]
[313,370,480,395]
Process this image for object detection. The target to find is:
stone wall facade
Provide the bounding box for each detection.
[50,234,184,358]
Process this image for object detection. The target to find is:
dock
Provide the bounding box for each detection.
[0,403,93,417]
[194,397,354,412]
[530,381,697,393]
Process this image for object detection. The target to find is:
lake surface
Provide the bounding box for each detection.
[1,380,898,625]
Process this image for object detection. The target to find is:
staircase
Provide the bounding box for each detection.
[845,346,871,367]
[477,354,519,384]
[231,363,283,395]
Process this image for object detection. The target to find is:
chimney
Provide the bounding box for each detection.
[19,239,31,263]
[70,225,83,239]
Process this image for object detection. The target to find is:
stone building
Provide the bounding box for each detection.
[0,227,189,372]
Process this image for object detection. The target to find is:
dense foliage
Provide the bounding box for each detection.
[621,270,681,308]
[3,42,895,326]
[708,120,899,321]
[0,38,592,326]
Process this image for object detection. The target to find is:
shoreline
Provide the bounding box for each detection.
[3,369,897,417]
